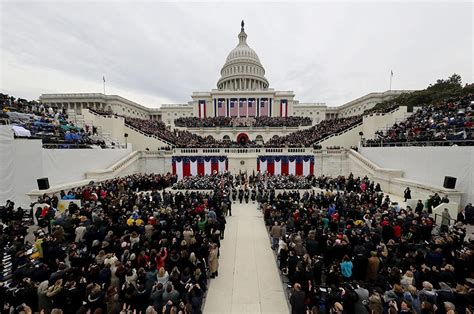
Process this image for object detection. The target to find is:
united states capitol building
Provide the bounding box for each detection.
[39,21,406,127]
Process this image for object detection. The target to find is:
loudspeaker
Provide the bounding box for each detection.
[443,176,456,189]
[37,178,50,190]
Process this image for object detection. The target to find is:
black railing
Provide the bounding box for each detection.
[362,139,474,147]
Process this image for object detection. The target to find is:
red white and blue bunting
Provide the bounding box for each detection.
[198,100,206,118]
[257,155,314,176]
[172,156,228,180]
[280,99,288,117]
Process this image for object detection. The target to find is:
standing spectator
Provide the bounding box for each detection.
[270,221,282,250]
[404,187,412,202]
[340,255,353,281]
[367,251,380,283]
[441,208,451,232]
[465,203,474,224]
[290,283,306,314]
[457,207,467,223]
[415,200,424,213]
[209,243,219,279]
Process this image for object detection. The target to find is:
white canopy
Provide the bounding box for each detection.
[12,125,31,137]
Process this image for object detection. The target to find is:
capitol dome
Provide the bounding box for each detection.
[217,21,269,90]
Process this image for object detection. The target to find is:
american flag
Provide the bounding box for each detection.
[217,99,226,117]
[229,99,238,117]
[280,99,288,117]
[260,99,268,116]
[239,99,247,117]
[248,99,256,117]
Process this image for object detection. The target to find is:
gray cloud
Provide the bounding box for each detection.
[1,1,472,108]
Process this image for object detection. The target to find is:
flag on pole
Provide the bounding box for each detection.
[103,76,105,83]
[391,70,393,77]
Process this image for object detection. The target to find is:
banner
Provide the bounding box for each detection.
[229,99,238,117]
[260,98,269,116]
[217,99,226,117]
[257,155,314,176]
[172,156,228,180]
[198,100,206,118]
[280,99,288,117]
[57,199,82,213]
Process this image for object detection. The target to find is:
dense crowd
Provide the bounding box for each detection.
[174,117,231,128]
[364,95,474,147]
[124,117,218,147]
[266,116,363,147]
[260,174,473,314]
[1,94,109,148]
[0,173,230,313]
[172,173,313,191]
[174,116,312,128]
[124,115,362,148]
[92,107,369,148]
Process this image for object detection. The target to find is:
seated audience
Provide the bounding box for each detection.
[174,116,312,128]
[365,95,473,146]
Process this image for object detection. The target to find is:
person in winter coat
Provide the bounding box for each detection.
[403,285,421,314]
[37,280,52,314]
[354,284,369,314]
[150,283,164,310]
[441,208,451,232]
[155,247,168,270]
[270,222,282,250]
[340,255,353,281]
[404,187,412,202]
[105,286,120,314]
[162,283,179,305]
[368,288,384,314]
[290,283,306,314]
[209,243,219,278]
[418,281,437,305]
[156,267,169,287]
[367,251,380,282]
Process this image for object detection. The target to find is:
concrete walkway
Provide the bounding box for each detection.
[203,202,289,314]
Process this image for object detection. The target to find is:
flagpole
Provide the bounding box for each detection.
[389,70,393,91]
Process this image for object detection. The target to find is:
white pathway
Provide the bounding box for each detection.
[203,202,289,314]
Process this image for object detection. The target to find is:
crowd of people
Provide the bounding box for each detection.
[0,172,229,313]
[124,117,218,148]
[91,106,370,148]
[124,115,363,148]
[364,95,473,147]
[1,94,110,148]
[174,116,312,128]
[172,173,314,191]
[1,167,473,313]
[266,116,363,147]
[10,92,472,150]
[260,174,473,314]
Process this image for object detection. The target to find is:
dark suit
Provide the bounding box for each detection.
[290,289,306,314]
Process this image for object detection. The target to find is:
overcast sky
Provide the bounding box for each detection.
[1,1,472,108]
